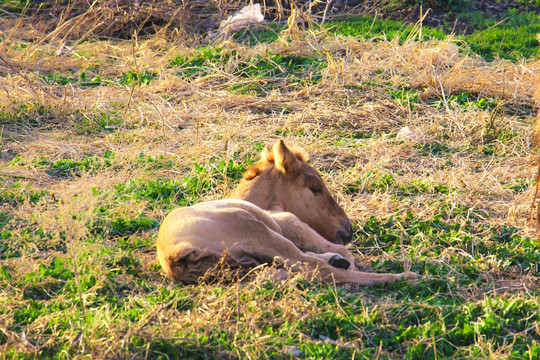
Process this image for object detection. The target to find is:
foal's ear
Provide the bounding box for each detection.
[273,139,300,177]
[261,144,274,162]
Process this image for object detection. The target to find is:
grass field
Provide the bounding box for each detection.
[1,1,540,359]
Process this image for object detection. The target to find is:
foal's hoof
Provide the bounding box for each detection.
[328,254,351,269]
[402,271,420,281]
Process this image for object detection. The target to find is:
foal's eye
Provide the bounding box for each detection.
[309,186,322,194]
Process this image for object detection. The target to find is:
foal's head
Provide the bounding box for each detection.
[232,140,353,244]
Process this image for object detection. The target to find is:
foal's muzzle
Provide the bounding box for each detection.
[335,218,353,244]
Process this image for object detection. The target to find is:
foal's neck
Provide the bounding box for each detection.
[231,175,285,212]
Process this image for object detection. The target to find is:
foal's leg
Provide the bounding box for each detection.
[305,252,351,270]
[240,219,417,285]
[270,212,356,267]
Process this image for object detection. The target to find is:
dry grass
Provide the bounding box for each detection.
[1,5,540,359]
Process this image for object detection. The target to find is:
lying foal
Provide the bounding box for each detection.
[157,140,418,285]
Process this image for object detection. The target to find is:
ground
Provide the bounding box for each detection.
[0,1,540,359]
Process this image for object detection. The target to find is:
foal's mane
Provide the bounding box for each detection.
[242,145,309,181]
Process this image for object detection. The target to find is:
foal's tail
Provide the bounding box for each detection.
[162,247,266,283]
[162,247,221,283]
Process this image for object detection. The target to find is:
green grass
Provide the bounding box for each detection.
[359,212,540,274]
[0,0,29,14]
[345,171,452,197]
[427,91,499,110]
[325,14,447,41]
[232,23,283,44]
[38,151,115,177]
[2,175,538,359]
[88,157,250,238]
[325,12,540,61]
[0,181,49,206]
[40,70,158,87]
[3,215,540,359]
[459,10,540,61]
[388,88,502,113]
[0,102,55,128]
[389,0,472,12]
[0,102,123,134]
[170,47,327,95]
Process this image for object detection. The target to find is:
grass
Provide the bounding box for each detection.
[457,9,540,61]
[325,14,447,42]
[324,10,540,62]
[41,70,158,87]
[0,2,539,359]
[170,47,327,95]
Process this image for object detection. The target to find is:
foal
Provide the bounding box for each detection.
[157,140,418,284]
